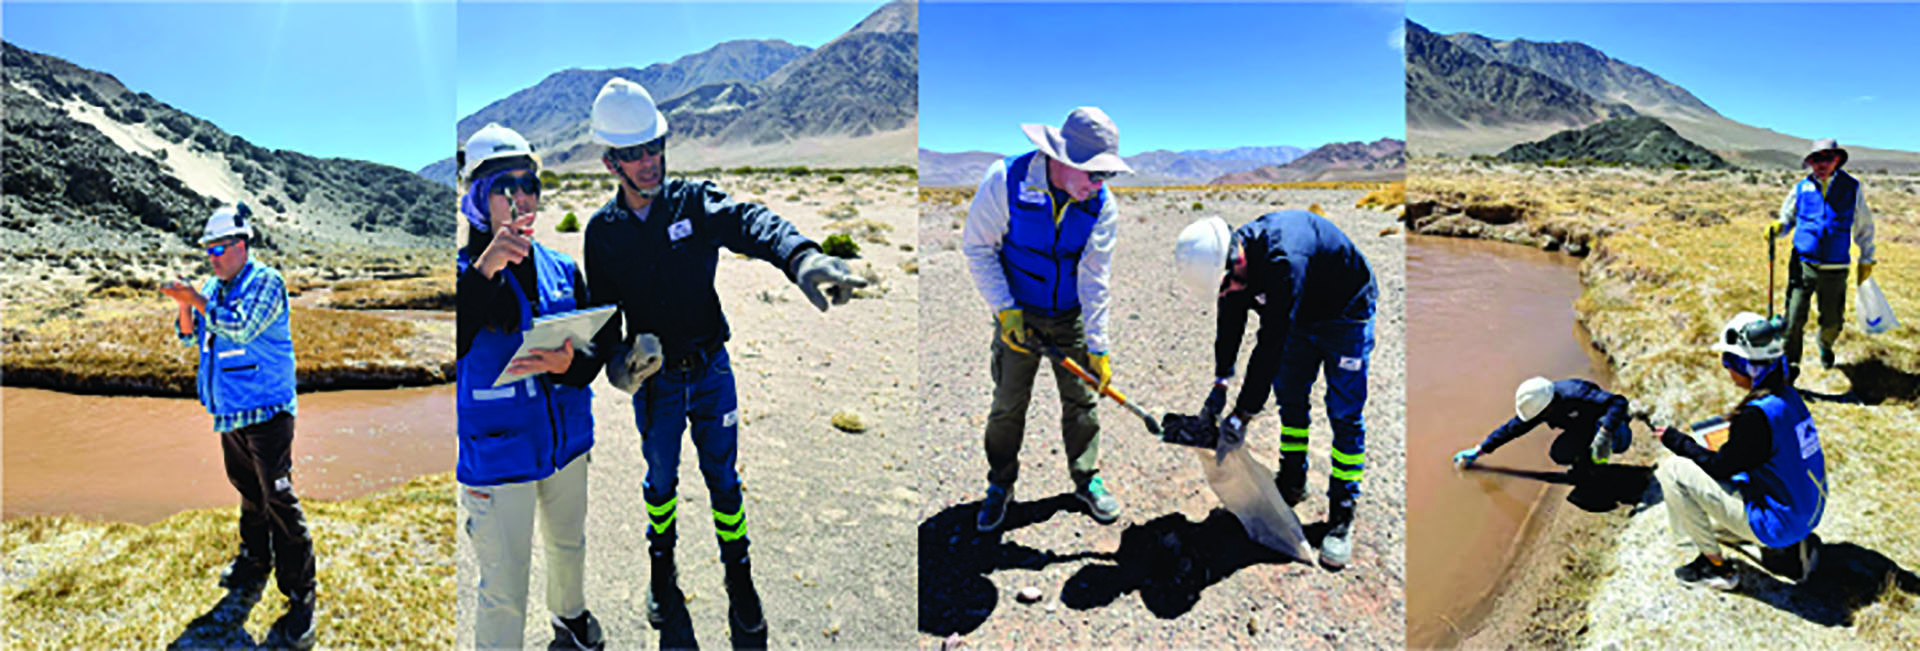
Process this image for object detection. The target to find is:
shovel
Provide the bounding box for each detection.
[1027,332,1311,561]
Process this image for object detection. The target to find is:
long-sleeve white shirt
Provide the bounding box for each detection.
[960,153,1117,354]
[1777,173,1875,267]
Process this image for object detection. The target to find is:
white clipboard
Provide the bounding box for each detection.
[493,305,618,387]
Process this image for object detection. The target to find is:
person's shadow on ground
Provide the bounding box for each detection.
[646,597,699,650]
[168,584,264,649]
[1058,509,1297,618]
[1466,463,1655,513]
[919,493,1300,635]
[1733,541,1920,627]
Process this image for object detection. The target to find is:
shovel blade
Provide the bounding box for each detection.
[1194,447,1313,563]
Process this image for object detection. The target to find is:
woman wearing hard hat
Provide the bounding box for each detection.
[1651,312,1827,590]
[454,123,606,649]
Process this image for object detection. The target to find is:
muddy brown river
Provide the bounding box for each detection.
[4,385,453,524]
[1406,236,1613,648]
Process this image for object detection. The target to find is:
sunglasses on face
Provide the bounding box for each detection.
[607,136,668,162]
[1086,170,1120,183]
[1808,152,1838,164]
[490,173,542,198]
[206,240,240,257]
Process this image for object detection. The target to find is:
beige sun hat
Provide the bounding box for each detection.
[1802,138,1848,168]
[1021,107,1133,174]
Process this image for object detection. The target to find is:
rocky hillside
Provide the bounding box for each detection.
[917,145,1308,188]
[2,41,454,255]
[1442,31,1715,120]
[1498,116,1733,169]
[434,0,915,175]
[1405,21,1635,134]
[1210,138,1406,184]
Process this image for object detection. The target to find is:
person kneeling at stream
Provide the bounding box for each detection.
[1651,312,1826,591]
[1451,376,1632,477]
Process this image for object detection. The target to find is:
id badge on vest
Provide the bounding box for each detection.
[668,218,693,243]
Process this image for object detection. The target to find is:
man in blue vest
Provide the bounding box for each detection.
[1768,138,1877,370]
[1175,210,1377,570]
[583,77,868,638]
[160,203,315,649]
[962,107,1129,533]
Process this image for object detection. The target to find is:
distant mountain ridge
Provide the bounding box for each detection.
[917,144,1309,188]
[1405,20,1636,134]
[430,0,915,180]
[3,41,453,254]
[1210,138,1406,184]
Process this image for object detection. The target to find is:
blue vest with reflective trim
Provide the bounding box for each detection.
[1791,171,1858,265]
[999,151,1106,317]
[196,263,297,417]
[455,242,595,486]
[1742,389,1826,548]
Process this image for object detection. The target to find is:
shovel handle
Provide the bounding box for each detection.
[1059,357,1127,403]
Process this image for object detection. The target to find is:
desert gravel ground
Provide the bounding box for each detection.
[917,187,1407,648]
[453,171,922,648]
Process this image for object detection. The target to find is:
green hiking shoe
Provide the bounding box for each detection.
[1075,476,1122,524]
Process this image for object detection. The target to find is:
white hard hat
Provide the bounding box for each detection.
[1174,217,1232,296]
[462,123,535,180]
[200,202,254,245]
[591,77,669,147]
[1710,312,1785,362]
[1515,376,1554,421]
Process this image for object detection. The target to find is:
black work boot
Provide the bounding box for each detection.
[645,547,682,627]
[218,551,272,590]
[263,590,315,650]
[1274,467,1307,507]
[725,557,766,635]
[551,609,605,650]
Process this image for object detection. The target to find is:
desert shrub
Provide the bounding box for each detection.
[556,212,580,233]
[821,233,860,258]
[827,174,846,184]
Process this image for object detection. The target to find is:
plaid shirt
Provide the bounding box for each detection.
[176,260,298,432]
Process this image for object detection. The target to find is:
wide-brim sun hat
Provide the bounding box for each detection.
[1021,106,1132,174]
[1802,137,1849,169]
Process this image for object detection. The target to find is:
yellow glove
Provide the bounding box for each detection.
[1858,261,1875,285]
[1089,352,1113,394]
[1766,222,1784,239]
[995,308,1030,354]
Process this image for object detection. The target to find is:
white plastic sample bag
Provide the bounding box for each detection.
[1194,447,1313,563]
[1858,277,1898,335]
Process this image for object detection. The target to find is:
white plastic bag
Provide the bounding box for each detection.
[1858,277,1898,335]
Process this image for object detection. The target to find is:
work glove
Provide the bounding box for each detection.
[606,333,663,395]
[1765,221,1785,240]
[1589,429,1612,465]
[792,250,868,312]
[1089,352,1113,394]
[1451,445,1481,469]
[1200,379,1230,422]
[996,308,1030,354]
[1216,410,1251,463]
[1857,261,1875,285]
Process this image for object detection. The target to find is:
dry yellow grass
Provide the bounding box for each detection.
[1356,181,1406,210]
[2,473,454,648]
[321,273,455,311]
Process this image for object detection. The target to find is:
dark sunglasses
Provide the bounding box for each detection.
[1086,170,1120,183]
[490,173,542,197]
[607,136,669,162]
[1807,151,1839,164]
[205,240,240,257]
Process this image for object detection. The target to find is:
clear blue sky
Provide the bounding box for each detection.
[1410,3,1920,152]
[919,2,1406,154]
[3,2,454,172]
[457,2,883,118]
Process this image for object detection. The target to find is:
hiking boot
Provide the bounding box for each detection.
[1075,476,1122,524]
[263,590,315,650]
[1762,533,1821,583]
[976,484,1012,532]
[218,552,271,589]
[726,558,767,635]
[551,609,604,650]
[1674,554,1740,591]
[1319,506,1354,571]
[1819,342,1835,369]
[645,548,682,627]
[1274,469,1307,507]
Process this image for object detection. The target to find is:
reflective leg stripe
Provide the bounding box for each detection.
[1330,448,1365,467]
[1331,448,1365,482]
[713,506,748,542]
[1280,426,1310,453]
[1331,467,1364,481]
[646,496,678,535]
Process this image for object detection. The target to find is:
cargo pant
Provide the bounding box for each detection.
[461,453,590,649]
[635,346,749,563]
[1783,257,1850,366]
[984,311,1100,489]
[1655,456,1759,558]
[219,411,315,600]
[1274,318,1373,513]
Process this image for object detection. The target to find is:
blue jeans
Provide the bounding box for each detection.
[1273,318,1374,511]
[633,346,748,560]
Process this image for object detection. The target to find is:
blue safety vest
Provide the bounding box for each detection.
[1791,170,1859,265]
[999,151,1106,317]
[455,243,595,486]
[196,262,297,417]
[1742,388,1826,548]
